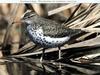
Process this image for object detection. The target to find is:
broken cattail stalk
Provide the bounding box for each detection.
[32,4,47,17]
[69,13,100,28]
[48,4,79,16]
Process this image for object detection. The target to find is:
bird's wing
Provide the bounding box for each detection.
[38,17,82,38]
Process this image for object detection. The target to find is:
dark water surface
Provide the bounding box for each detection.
[0,58,100,75]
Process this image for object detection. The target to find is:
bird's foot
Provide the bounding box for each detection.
[55,57,62,62]
[40,57,43,63]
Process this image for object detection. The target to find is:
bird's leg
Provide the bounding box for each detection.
[40,48,45,62]
[58,47,62,70]
[58,47,61,59]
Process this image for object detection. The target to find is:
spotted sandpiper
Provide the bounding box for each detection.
[20,10,83,62]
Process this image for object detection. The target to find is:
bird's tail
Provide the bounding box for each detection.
[67,29,85,44]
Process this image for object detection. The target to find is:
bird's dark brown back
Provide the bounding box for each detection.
[29,15,83,38]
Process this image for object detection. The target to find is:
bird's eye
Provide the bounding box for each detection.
[27,16,31,18]
[23,13,35,19]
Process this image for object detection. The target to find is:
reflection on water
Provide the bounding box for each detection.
[0,57,100,75]
[0,60,65,75]
[0,46,100,75]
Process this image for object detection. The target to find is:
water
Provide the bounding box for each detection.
[0,57,100,75]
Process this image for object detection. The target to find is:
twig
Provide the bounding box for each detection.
[79,28,100,32]
[69,13,100,28]
[80,4,100,28]
[64,4,96,27]
[80,3,93,21]
[32,4,47,17]
[76,32,95,41]
[62,4,81,24]
[48,4,79,16]
[9,35,100,57]
[87,22,100,28]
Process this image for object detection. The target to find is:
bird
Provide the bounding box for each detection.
[20,10,83,62]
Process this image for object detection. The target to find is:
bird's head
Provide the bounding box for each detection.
[13,10,39,29]
[21,10,37,25]
[21,10,36,19]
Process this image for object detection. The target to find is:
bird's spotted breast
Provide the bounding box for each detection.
[27,25,70,48]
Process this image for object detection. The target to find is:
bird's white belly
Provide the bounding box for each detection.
[27,25,70,47]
